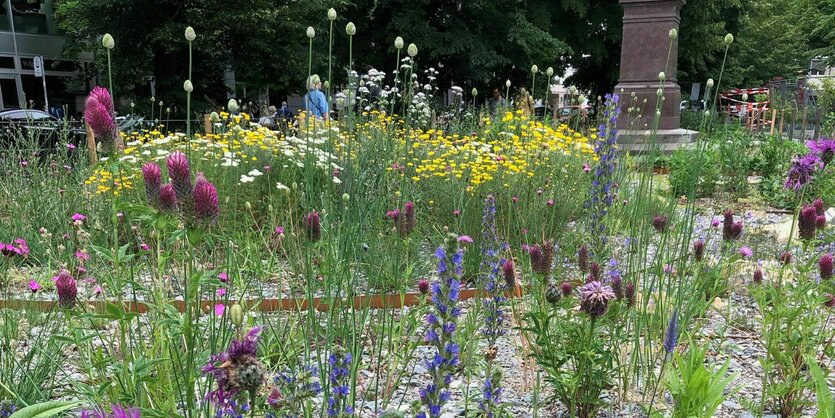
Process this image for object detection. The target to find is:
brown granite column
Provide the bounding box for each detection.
[614,0,685,131]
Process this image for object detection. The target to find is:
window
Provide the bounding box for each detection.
[11,0,54,35]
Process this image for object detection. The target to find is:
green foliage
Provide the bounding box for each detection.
[8,401,82,418]
[804,354,834,418]
[665,341,739,418]
[668,146,718,198]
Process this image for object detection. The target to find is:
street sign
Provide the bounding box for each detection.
[33,56,43,77]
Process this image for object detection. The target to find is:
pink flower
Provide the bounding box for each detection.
[582,163,591,173]
[193,172,219,224]
[28,280,40,293]
[20,160,28,167]
[71,213,87,222]
[75,250,90,262]
[536,189,543,196]
[458,235,474,244]
[219,272,228,282]
[94,285,103,295]
[214,303,225,316]
[263,165,272,172]
[139,243,150,251]
[66,143,76,150]
[739,246,753,258]
[512,196,519,203]
[274,226,285,235]
[547,199,554,206]
[452,210,461,217]
[217,287,227,296]
[711,218,721,228]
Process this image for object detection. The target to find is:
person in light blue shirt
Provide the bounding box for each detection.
[304,74,330,121]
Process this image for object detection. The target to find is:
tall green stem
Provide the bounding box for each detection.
[328,20,333,103]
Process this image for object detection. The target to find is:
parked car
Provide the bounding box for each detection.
[0,109,85,150]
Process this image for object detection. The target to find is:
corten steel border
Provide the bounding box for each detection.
[0,285,525,313]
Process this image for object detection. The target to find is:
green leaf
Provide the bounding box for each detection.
[805,355,834,418]
[9,400,82,418]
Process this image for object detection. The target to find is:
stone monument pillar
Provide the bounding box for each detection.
[615,0,697,151]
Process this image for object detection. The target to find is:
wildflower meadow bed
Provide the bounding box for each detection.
[3,22,835,418]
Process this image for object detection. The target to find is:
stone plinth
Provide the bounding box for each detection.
[614,0,686,132]
[618,129,698,153]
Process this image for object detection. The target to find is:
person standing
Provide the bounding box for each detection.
[304,75,330,121]
[517,87,534,117]
[487,87,506,115]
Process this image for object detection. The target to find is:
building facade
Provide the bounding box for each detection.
[0,0,92,115]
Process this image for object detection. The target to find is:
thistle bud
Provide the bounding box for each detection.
[328,8,337,21]
[753,266,763,284]
[611,275,624,300]
[693,239,705,261]
[779,251,792,266]
[625,282,636,307]
[546,67,554,77]
[346,22,356,35]
[560,281,572,297]
[230,303,244,326]
[185,26,196,41]
[502,260,516,289]
[545,281,561,304]
[577,244,589,274]
[395,36,404,50]
[589,262,601,282]
[102,33,115,50]
[407,43,418,57]
[820,253,833,280]
[669,28,678,40]
[652,214,669,233]
[306,26,315,38]
[305,210,322,241]
[183,80,193,93]
[724,33,734,45]
[531,65,538,73]
[227,99,239,113]
[799,205,818,240]
[418,278,430,295]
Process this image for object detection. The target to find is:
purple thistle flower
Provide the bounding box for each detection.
[589,262,601,282]
[785,153,821,191]
[799,205,818,240]
[202,327,265,409]
[820,253,833,280]
[806,139,835,165]
[663,309,679,354]
[54,270,77,309]
[158,183,177,212]
[579,280,616,317]
[739,246,753,258]
[193,173,219,224]
[305,210,322,242]
[141,162,162,209]
[722,209,737,241]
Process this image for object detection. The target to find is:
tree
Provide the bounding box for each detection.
[54,0,345,114]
